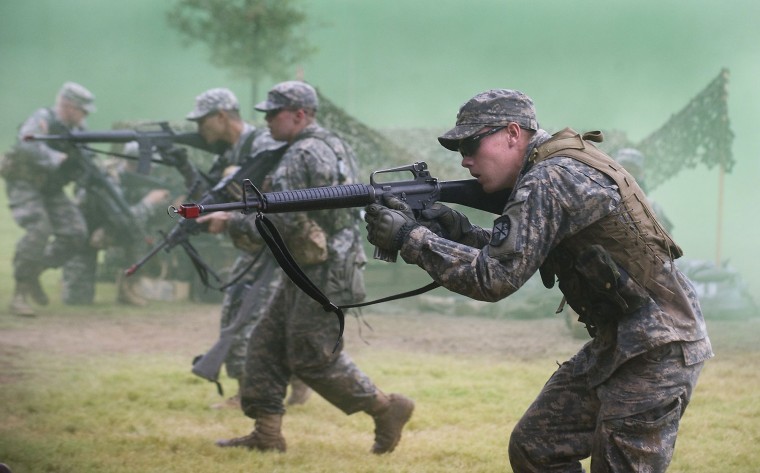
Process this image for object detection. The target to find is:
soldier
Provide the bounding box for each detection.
[184,88,311,408]
[205,81,414,455]
[1,82,95,316]
[364,89,712,471]
[59,145,172,307]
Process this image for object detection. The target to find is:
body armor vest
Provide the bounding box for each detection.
[534,128,683,331]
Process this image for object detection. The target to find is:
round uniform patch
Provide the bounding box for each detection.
[490,215,511,246]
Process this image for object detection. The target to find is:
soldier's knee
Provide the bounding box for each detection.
[508,424,534,472]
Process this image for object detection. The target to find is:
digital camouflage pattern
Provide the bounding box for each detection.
[186,87,239,121]
[191,123,284,385]
[398,124,712,471]
[58,81,96,113]
[217,252,284,381]
[254,80,319,111]
[438,88,539,151]
[229,121,373,417]
[3,106,89,297]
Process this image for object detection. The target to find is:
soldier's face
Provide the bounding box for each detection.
[265,108,303,143]
[460,123,526,193]
[197,112,225,144]
[56,98,87,127]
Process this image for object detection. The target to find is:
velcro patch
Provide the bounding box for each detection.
[490,215,511,246]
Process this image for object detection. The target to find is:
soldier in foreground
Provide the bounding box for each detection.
[365,89,712,471]
[206,81,414,454]
[1,82,95,316]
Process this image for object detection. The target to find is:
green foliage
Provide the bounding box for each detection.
[165,0,317,100]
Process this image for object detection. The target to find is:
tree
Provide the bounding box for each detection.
[166,0,316,110]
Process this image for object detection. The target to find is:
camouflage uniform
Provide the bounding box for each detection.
[217,82,411,455]
[379,89,712,471]
[184,88,291,394]
[60,160,168,305]
[1,83,94,314]
[231,120,372,415]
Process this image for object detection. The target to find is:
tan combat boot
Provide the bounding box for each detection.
[367,391,415,454]
[27,277,49,306]
[215,414,286,452]
[116,273,147,306]
[9,283,36,317]
[286,377,312,406]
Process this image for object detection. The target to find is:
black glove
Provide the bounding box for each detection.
[364,202,419,252]
[161,146,189,168]
[418,203,473,242]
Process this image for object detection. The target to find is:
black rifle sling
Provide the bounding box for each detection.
[254,214,345,353]
[254,214,441,352]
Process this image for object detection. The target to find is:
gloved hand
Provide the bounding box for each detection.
[364,200,419,252]
[418,203,473,242]
[161,146,189,168]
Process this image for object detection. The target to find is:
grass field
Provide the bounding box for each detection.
[1,295,759,472]
[1,179,759,472]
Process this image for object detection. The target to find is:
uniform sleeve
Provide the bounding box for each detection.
[15,109,67,170]
[399,158,620,302]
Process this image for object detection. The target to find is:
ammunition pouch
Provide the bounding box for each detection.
[542,244,649,334]
[0,149,46,188]
[286,215,328,266]
[323,231,367,305]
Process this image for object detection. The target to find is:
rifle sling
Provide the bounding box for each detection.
[254,214,440,353]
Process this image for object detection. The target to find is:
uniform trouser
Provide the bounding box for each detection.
[61,245,98,304]
[219,254,282,381]
[509,342,703,473]
[240,274,376,418]
[7,183,88,282]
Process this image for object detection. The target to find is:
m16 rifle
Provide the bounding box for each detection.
[23,121,225,174]
[125,145,286,282]
[173,161,509,350]
[174,161,509,262]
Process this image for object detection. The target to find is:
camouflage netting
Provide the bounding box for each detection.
[315,91,419,174]
[636,69,733,190]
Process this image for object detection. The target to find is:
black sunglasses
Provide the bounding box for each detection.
[459,126,506,157]
[264,108,284,120]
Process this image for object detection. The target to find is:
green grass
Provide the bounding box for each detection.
[2,178,760,472]
[1,313,759,472]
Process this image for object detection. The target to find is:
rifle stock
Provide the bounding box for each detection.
[174,162,510,262]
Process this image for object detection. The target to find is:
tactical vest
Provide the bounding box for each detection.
[534,128,683,331]
[292,127,359,234]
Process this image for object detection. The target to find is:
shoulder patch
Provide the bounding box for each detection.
[490,215,511,246]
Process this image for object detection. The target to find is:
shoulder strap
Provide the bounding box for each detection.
[254,213,440,353]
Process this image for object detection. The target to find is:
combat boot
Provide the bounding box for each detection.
[286,377,312,406]
[27,277,49,306]
[215,414,286,452]
[366,391,414,454]
[9,283,36,317]
[116,273,147,307]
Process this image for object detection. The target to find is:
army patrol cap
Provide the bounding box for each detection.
[255,81,319,112]
[58,82,96,113]
[186,88,240,121]
[438,89,539,151]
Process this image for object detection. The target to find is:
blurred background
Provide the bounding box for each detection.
[1,0,758,300]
